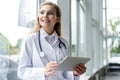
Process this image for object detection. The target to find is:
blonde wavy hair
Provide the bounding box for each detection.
[31,1,62,36]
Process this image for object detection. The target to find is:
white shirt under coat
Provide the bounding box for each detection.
[17,28,80,80]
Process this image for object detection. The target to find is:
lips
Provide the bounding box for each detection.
[42,19,50,23]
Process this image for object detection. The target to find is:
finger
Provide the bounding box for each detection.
[46,65,58,70]
[45,61,59,76]
[77,65,86,72]
[46,62,58,69]
[47,61,58,67]
[74,65,86,75]
[74,64,86,72]
[74,66,83,75]
[79,64,87,70]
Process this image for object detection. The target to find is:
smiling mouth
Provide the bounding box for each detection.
[42,19,50,23]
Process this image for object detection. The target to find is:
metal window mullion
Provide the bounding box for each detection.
[76,0,81,57]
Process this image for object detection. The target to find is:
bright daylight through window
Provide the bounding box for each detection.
[0,0,37,80]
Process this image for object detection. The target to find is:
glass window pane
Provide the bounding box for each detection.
[71,0,77,56]
[0,0,38,80]
[79,4,86,57]
[71,0,86,57]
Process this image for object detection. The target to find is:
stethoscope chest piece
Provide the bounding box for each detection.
[40,52,45,57]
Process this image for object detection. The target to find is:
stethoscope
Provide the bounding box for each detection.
[38,31,66,57]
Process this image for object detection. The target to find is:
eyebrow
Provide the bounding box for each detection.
[40,9,56,12]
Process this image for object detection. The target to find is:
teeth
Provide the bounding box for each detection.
[44,20,48,22]
[43,20,49,23]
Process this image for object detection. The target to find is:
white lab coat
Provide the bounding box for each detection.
[17,28,80,80]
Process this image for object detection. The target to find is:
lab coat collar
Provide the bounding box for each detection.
[40,28,59,44]
[40,28,49,39]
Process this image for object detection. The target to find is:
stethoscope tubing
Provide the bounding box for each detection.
[38,31,43,52]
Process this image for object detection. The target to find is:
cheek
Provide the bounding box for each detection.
[38,16,42,22]
[51,17,58,22]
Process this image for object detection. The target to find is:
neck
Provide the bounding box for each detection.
[46,30,54,35]
[44,27,54,35]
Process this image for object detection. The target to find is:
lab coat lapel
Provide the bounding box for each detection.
[32,37,48,67]
[41,38,56,62]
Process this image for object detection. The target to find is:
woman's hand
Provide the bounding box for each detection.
[44,61,58,77]
[73,63,86,76]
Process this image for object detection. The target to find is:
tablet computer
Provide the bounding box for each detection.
[57,56,90,71]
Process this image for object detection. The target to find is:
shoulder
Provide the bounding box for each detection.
[22,32,38,44]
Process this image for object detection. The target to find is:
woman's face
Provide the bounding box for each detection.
[39,5,59,31]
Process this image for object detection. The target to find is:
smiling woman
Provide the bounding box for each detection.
[17,1,87,80]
